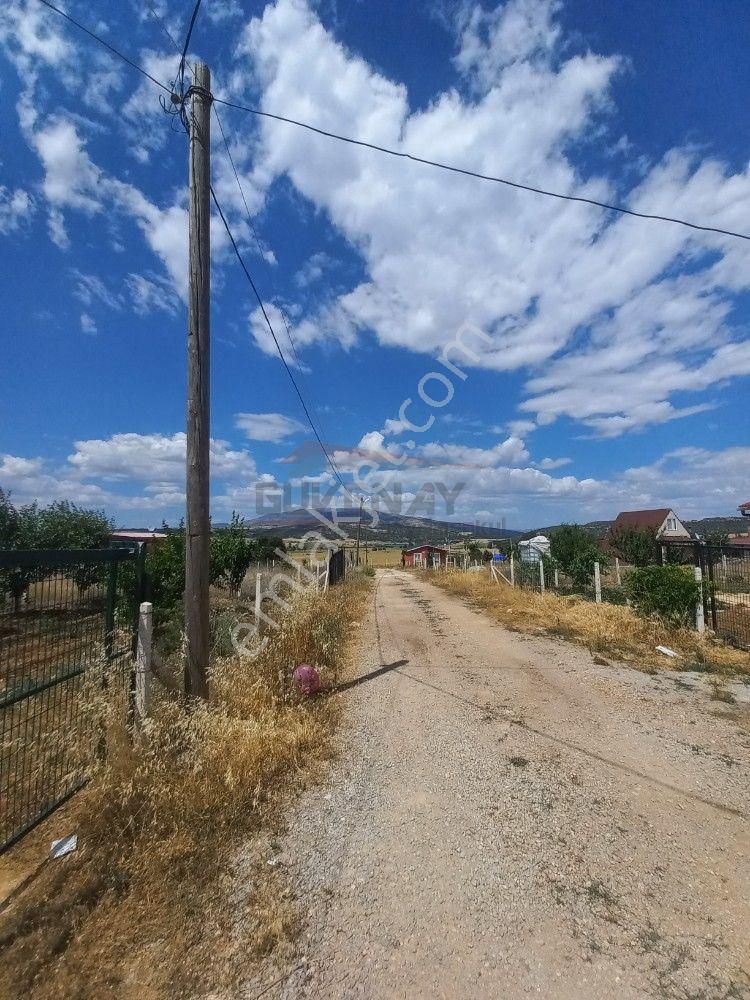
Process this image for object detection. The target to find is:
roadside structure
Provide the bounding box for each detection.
[402,544,448,568]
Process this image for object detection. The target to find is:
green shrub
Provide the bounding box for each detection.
[626,564,701,625]
[549,524,606,585]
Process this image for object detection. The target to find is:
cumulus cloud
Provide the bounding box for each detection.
[0,185,33,234]
[67,432,256,483]
[234,412,306,442]
[236,0,750,438]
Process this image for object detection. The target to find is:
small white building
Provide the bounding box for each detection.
[518,534,551,563]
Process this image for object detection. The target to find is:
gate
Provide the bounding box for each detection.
[0,546,143,852]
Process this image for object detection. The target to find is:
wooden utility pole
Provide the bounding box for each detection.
[185,62,211,700]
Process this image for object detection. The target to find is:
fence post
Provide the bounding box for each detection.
[694,566,705,633]
[255,572,262,624]
[135,602,152,724]
[554,567,559,589]
[539,559,545,593]
[510,553,515,587]
[615,557,621,586]
[594,561,602,604]
[706,546,718,631]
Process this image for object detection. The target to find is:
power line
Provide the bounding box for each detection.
[209,184,354,499]
[145,3,181,53]
[176,0,203,95]
[36,0,750,243]
[141,1,349,496]
[214,97,750,243]
[145,1,268,259]
[212,105,267,260]
[36,0,171,95]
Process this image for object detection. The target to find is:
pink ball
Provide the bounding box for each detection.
[293,663,321,696]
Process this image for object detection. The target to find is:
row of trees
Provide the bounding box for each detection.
[0,491,285,614]
[149,513,287,615]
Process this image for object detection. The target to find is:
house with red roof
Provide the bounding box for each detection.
[608,508,691,541]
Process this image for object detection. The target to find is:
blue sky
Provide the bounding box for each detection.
[0,0,749,529]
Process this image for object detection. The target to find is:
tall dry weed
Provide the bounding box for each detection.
[429,570,749,675]
[0,576,370,999]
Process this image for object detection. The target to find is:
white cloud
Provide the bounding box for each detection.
[67,432,256,484]
[0,185,32,234]
[80,312,97,335]
[234,412,306,442]
[455,0,562,89]
[537,456,571,469]
[125,272,180,315]
[237,0,750,438]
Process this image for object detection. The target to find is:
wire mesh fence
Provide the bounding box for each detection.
[660,541,750,649]
[0,547,143,852]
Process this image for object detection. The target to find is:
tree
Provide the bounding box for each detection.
[549,524,607,587]
[146,523,186,614]
[211,512,254,594]
[609,526,659,567]
[37,501,113,594]
[467,542,483,563]
[252,534,286,562]
[0,494,42,609]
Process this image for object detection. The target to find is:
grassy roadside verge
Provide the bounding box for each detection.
[428,570,749,676]
[0,574,371,999]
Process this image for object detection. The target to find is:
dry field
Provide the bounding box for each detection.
[428,569,750,676]
[0,575,371,999]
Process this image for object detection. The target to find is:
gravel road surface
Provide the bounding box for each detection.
[242,569,750,1000]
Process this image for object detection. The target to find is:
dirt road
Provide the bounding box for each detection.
[243,569,750,999]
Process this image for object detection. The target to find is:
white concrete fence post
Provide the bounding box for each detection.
[554,567,559,589]
[594,562,602,604]
[694,565,705,632]
[135,601,152,724]
[255,572,262,623]
[510,553,515,587]
[539,559,545,593]
[615,557,621,586]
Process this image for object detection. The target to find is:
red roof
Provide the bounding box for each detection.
[739,500,750,511]
[610,508,672,532]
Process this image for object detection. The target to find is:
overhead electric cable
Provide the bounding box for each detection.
[36,0,750,242]
[176,0,203,94]
[36,0,171,94]
[210,184,354,499]
[213,97,750,243]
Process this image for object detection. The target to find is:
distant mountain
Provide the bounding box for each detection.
[248,507,521,546]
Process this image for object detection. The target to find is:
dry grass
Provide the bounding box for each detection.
[429,570,750,676]
[0,575,370,999]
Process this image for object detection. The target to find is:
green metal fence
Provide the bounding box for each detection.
[0,547,144,852]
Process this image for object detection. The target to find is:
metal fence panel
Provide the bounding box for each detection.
[0,548,140,852]
[660,541,750,649]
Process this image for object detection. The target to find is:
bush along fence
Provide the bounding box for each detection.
[0,545,147,852]
[488,544,749,649]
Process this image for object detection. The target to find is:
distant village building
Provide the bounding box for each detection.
[111,529,168,545]
[609,508,690,540]
[402,544,447,568]
[518,534,551,563]
[739,500,750,518]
